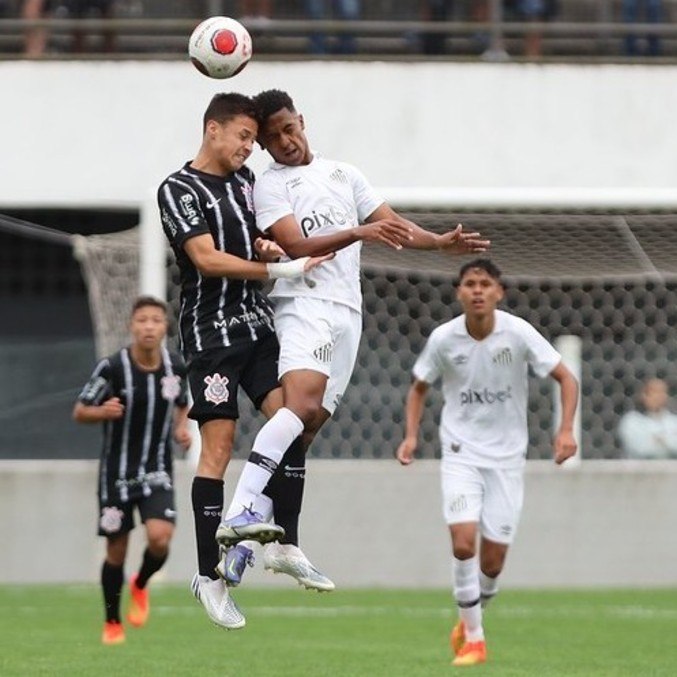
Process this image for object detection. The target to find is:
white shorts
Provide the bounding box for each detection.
[440,462,524,545]
[274,296,362,415]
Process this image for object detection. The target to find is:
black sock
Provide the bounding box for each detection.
[192,476,224,579]
[264,437,305,546]
[101,561,124,623]
[136,547,168,589]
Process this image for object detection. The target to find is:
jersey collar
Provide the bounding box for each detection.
[269,150,320,171]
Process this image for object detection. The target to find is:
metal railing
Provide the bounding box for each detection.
[2,14,676,60]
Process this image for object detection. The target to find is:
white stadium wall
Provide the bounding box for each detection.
[1,60,677,209]
[3,459,677,587]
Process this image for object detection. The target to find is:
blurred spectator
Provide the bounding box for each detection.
[306,0,360,55]
[419,0,453,56]
[617,378,677,459]
[58,0,117,53]
[22,0,51,56]
[238,0,272,22]
[23,0,117,55]
[622,0,664,57]
[505,0,558,58]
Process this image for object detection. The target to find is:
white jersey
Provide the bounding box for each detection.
[413,310,561,469]
[254,153,384,314]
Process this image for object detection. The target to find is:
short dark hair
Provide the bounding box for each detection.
[253,89,296,127]
[131,295,167,316]
[456,258,503,285]
[202,93,257,132]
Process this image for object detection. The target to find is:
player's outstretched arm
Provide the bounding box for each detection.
[396,379,429,466]
[366,204,490,254]
[268,213,414,258]
[184,233,332,280]
[550,362,579,464]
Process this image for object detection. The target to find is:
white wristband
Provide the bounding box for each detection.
[266,257,310,279]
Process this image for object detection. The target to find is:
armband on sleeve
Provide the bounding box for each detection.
[266,257,310,279]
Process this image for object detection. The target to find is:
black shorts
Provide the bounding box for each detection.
[187,332,280,423]
[97,487,176,538]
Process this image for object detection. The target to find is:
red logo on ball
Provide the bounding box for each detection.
[211,29,238,55]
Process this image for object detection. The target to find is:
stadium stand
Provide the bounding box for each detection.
[1,0,677,60]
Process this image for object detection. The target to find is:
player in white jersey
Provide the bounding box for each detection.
[215,89,490,573]
[396,258,578,667]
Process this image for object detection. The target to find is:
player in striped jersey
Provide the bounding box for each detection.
[73,296,191,645]
[158,93,339,629]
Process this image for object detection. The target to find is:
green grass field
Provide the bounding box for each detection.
[2,585,677,676]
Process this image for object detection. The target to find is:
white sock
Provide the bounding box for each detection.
[251,492,273,522]
[480,570,499,608]
[453,556,484,642]
[225,408,303,520]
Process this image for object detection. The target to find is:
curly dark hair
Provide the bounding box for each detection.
[253,89,296,126]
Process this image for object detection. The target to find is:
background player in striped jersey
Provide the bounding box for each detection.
[215,89,490,583]
[73,296,191,645]
[396,259,578,666]
[158,93,342,629]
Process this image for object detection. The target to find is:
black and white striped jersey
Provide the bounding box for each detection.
[158,162,275,359]
[77,347,188,503]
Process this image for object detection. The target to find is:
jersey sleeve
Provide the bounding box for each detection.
[77,358,113,406]
[254,172,293,233]
[520,321,562,378]
[346,163,384,222]
[412,329,444,385]
[158,176,211,251]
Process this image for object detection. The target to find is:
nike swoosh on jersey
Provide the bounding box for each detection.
[206,198,222,209]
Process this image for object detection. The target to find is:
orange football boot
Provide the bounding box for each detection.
[127,573,150,627]
[452,640,487,667]
[101,620,125,645]
[450,620,466,655]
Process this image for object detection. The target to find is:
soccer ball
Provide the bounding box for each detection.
[188,16,252,79]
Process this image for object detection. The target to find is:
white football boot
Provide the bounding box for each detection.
[190,573,246,629]
[263,543,335,592]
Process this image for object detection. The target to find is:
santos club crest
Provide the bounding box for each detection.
[204,373,230,405]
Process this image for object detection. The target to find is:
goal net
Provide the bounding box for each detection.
[74,188,677,461]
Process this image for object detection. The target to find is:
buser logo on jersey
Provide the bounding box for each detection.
[299,206,351,237]
[460,386,512,405]
[179,193,200,226]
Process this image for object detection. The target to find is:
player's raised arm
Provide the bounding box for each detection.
[396,379,430,466]
[366,203,490,254]
[183,232,332,280]
[549,361,579,464]
[267,213,414,259]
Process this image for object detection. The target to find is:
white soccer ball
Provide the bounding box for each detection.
[188,16,252,79]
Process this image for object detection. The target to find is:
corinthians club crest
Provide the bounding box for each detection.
[203,373,230,405]
[161,374,181,401]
